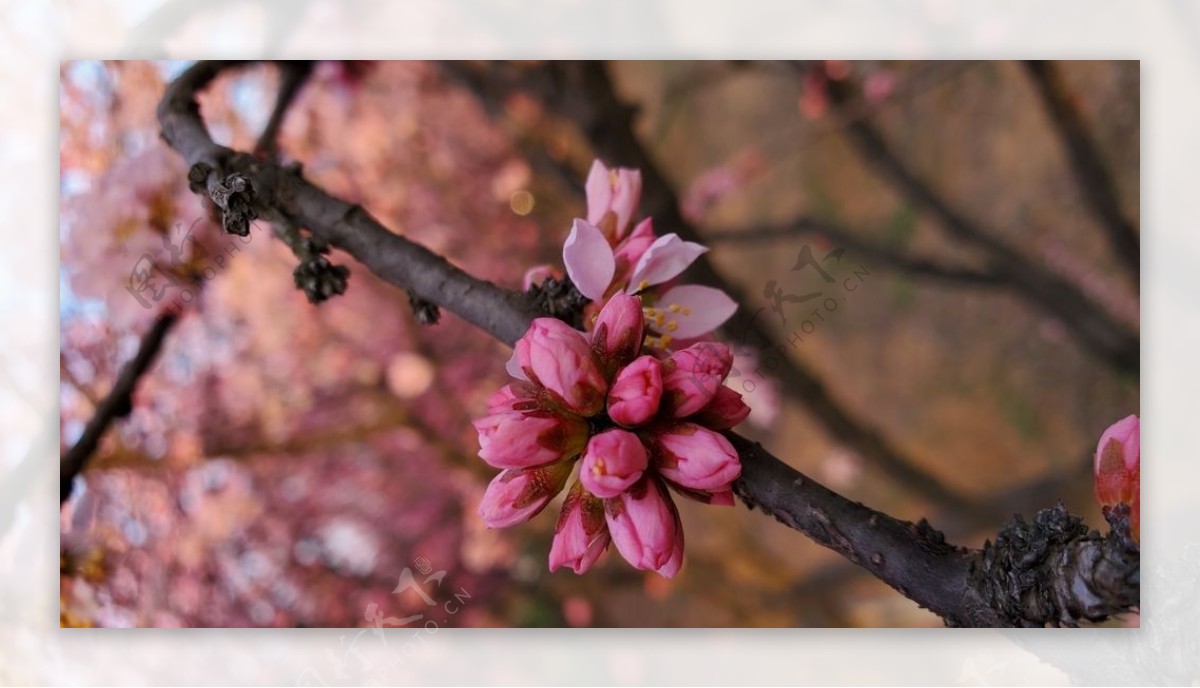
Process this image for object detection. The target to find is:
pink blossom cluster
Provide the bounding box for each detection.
[475,161,750,577]
[474,293,749,577]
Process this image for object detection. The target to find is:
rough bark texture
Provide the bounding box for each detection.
[972,503,1141,627]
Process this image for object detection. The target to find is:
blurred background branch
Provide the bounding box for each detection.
[60,309,181,503]
[822,70,1139,376]
[1022,60,1141,282]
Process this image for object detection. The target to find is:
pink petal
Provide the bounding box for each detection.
[522,264,560,291]
[549,481,611,574]
[655,285,738,339]
[613,218,657,282]
[609,168,643,241]
[1095,414,1140,474]
[590,292,645,368]
[604,478,679,575]
[563,219,616,301]
[479,461,573,529]
[580,428,649,499]
[584,161,613,227]
[627,234,707,291]
[516,318,608,416]
[607,355,664,428]
[650,422,741,491]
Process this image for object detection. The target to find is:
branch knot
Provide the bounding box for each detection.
[208,172,257,237]
[527,276,589,329]
[974,503,1139,627]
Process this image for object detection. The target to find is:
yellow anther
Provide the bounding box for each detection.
[668,304,682,313]
[660,334,673,347]
[637,280,650,292]
[666,321,678,333]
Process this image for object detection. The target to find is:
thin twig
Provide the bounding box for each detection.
[705,220,1003,286]
[60,310,181,503]
[254,60,314,160]
[1023,60,1140,282]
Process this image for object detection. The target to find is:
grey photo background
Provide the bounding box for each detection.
[1,0,1198,683]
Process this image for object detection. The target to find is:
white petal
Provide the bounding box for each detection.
[563,219,615,301]
[505,349,529,381]
[657,285,738,339]
[627,234,708,290]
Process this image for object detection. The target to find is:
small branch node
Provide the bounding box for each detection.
[527,275,589,329]
[408,294,441,325]
[207,172,257,236]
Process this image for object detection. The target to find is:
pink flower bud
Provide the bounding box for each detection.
[515,317,607,416]
[693,385,751,430]
[591,292,644,369]
[479,460,573,529]
[580,428,649,498]
[585,160,643,243]
[607,355,663,427]
[473,409,589,470]
[549,481,611,574]
[650,422,741,492]
[604,478,681,577]
[1095,413,1140,540]
[659,503,685,578]
[485,382,541,414]
[660,342,733,418]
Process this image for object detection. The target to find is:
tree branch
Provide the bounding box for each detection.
[254,60,314,160]
[784,450,1095,603]
[60,310,180,503]
[149,60,1138,627]
[159,61,539,346]
[731,434,1138,626]
[822,72,1139,376]
[1022,60,1140,282]
[705,219,1004,287]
